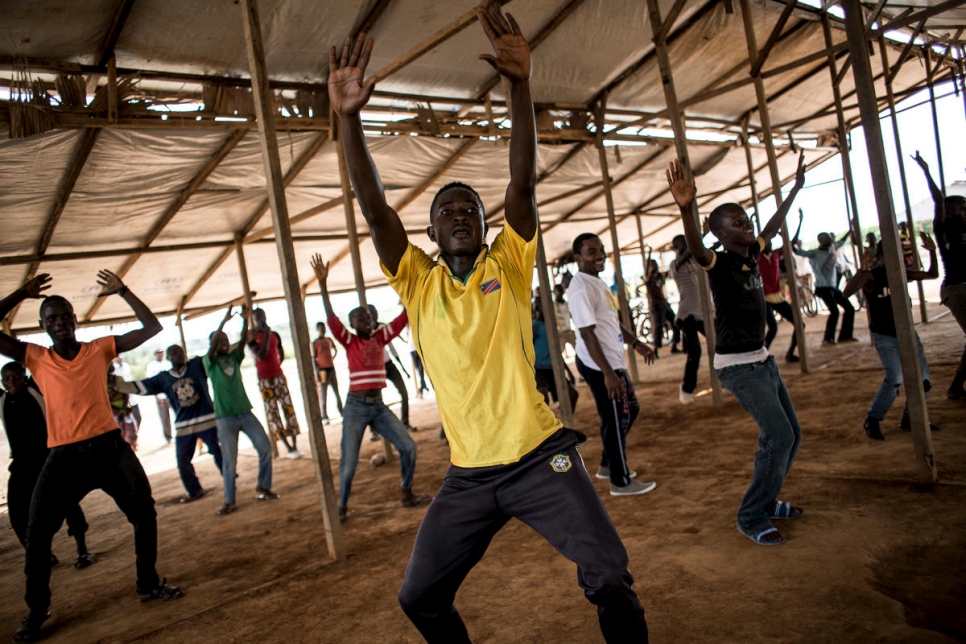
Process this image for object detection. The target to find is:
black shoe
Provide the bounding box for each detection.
[139,579,186,603]
[255,486,281,501]
[338,506,348,523]
[217,503,235,515]
[13,612,50,643]
[73,553,94,569]
[898,415,940,432]
[864,417,885,441]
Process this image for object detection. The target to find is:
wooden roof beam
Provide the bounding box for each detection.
[368,0,512,85]
[875,0,966,35]
[81,129,246,321]
[355,0,396,35]
[750,0,799,76]
[96,0,137,68]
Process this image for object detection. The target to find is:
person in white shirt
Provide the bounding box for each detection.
[144,348,173,444]
[568,233,657,497]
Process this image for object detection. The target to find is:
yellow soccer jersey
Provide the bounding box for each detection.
[383,222,563,467]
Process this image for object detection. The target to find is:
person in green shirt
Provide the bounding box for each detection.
[203,305,278,516]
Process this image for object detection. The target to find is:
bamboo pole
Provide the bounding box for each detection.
[595,101,639,382]
[842,0,936,485]
[879,35,929,324]
[924,48,948,193]
[738,0,809,375]
[741,117,762,235]
[241,0,344,559]
[536,232,575,428]
[646,0,723,405]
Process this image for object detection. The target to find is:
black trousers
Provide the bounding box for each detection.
[384,360,409,425]
[679,315,705,394]
[25,430,159,612]
[765,300,799,353]
[8,458,87,549]
[575,358,639,487]
[398,429,648,644]
[317,367,344,418]
[814,286,854,342]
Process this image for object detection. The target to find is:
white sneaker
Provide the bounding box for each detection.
[285,449,303,460]
[610,480,657,496]
[595,466,637,480]
[679,386,694,405]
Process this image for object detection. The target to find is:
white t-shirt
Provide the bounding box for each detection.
[568,271,626,371]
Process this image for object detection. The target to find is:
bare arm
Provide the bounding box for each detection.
[329,34,409,274]
[0,274,51,363]
[666,159,714,267]
[760,152,806,243]
[479,7,537,241]
[578,326,623,400]
[906,232,939,281]
[842,260,874,299]
[792,208,804,245]
[911,151,945,221]
[215,305,234,334]
[101,270,162,354]
[619,322,656,365]
[251,327,270,360]
[232,311,249,355]
[311,254,336,319]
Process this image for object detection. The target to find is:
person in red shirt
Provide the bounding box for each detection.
[757,211,803,363]
[248,308,302,459]
[0,271,184,643]
[313,321,343,424]
[311,254,430,522]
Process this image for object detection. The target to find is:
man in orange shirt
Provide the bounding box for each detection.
[0,270,184,643]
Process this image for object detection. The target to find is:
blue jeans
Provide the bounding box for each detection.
[340,393,417,509]
[717,356,802,533]
[216,412,273,505]
[175,427,223,496]
[868,332,930,421]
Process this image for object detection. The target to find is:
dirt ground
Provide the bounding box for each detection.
[1,303,964,644]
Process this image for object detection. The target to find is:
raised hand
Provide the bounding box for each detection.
[328,32,376,116]
[310,253,329,284]
[477,5,530,81]
[96,269,125,297]
[22,274,52,299]
[792,151,806,189]
[223,304,234,321]
[666,159,696,209]
[919,231,937,252]
[798,207,804,222]
[911,150,928,169]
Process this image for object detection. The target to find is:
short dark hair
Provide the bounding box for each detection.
[1,361,25,377]
[430,182,484,221]
[572,233,600,256]
[708,203,744,235]
[672,234,686,247]
[39,295,72,316]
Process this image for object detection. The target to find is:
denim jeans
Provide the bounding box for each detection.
[175,427,223,496]
[717,356,802,533]
[216,412,273,505]
[341,393,417,509]
[868,332,930,421]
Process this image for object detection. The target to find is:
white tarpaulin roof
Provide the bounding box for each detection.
[0,0,962,330]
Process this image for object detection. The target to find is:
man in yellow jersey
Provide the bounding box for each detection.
[327,7,648,643]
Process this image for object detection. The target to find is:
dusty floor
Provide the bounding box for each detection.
[1,303,964,643]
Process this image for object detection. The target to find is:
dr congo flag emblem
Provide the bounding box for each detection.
[480,279,501,295]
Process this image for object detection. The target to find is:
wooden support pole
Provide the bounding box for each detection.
[741,118,762,234]
[842,0,936,485]
[595,102,639,383]
[739,0,809,375]
[879,36,929,324]
[634,211,649,276]
[821,16,863,274]
[175,296,188,354]
[646,0,723,405]
[334,132,368,310]
[235,233,256,313]
[924,48,948,192]
[241,0,344,559]
[535,232,575,428]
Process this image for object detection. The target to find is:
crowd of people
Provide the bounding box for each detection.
[1,6,962,644]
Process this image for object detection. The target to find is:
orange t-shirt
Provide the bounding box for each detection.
[24,336,119,447]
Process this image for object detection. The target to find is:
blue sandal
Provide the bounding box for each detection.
[738,525,785,546]
[771,501,803,519]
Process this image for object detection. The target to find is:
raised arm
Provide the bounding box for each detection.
[215,305,234,334]
[906,232,939,282]
[667,159,714,267]
[328,33,408,274]
[792,208,804,245]
[232,307,249,354]
[0,274,51,363]
[842,252,874,299]
[760,152,806,243]
[101,270,162,354]
[311,254,336,320]
[911,151,944,220]
[479,6,537,241]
